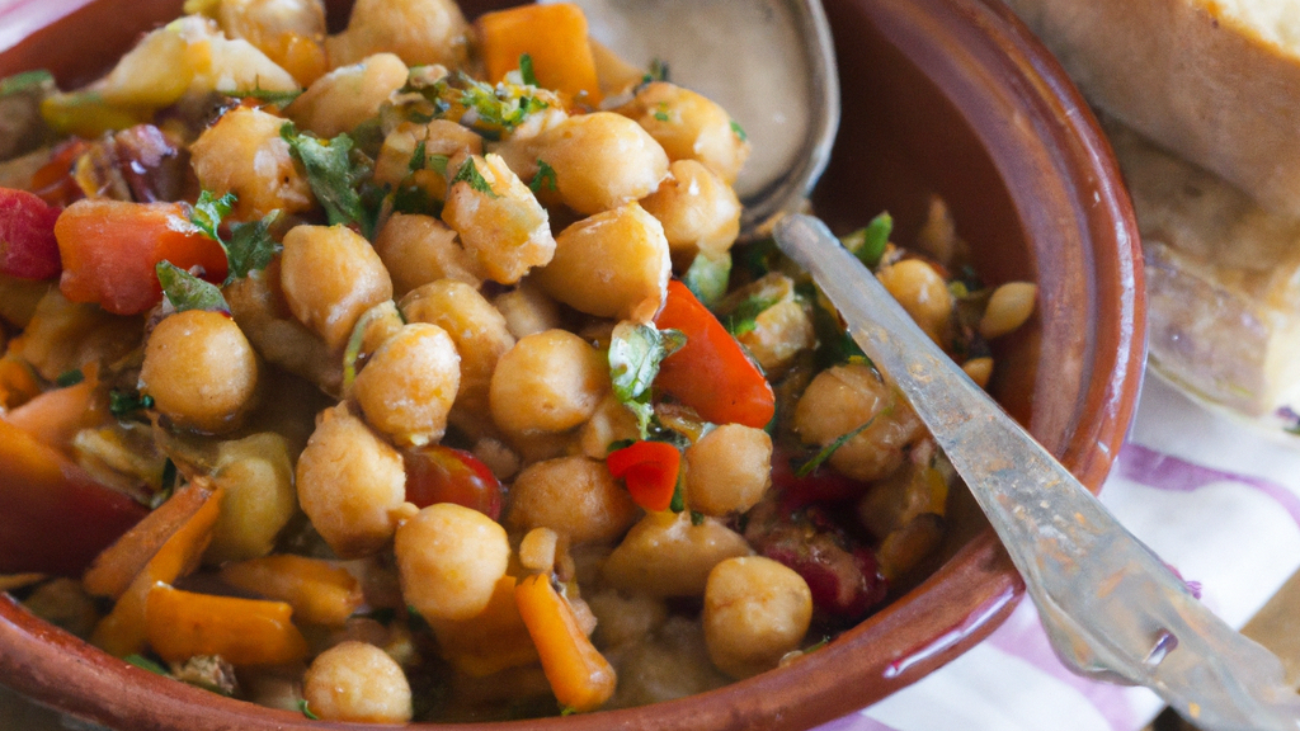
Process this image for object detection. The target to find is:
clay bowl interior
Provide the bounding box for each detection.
[0,0,1146,729]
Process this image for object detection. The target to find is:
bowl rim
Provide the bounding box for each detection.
[0,0,1146,728]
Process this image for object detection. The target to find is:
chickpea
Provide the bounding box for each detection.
[353,323,460,446]
[204,433,297,564]
[286,53,408,138]
[518,527,559,573]
[226,263,343,396]
[280,224,393,352]
[373,120,482,197]
[396,503,510,621]
[140,309,259,434]
[685,424,772,516]
[639,160,741,258]
[400,279,515,420]
[962,356,994,388]
[492,104,570,184]
[534,112,670,215]
[303,641,412,723]
[979,281,1038,339]
[190,106,313,221]
[702,556,812,679]
[507,456,639,545]
[215,0,326,52]
[441,154,555,285]
[372,213,479,297]
[792,364,925,482]
[296,404,407,558]
[533,203,671,322]
[489,330,607,435]
[876,259,953,345]
[577,394,641,460]
[616,82,750,184]
[602,511,751,597]
[493,282,563,340]
[738,300,816,378]
[325,0,468,69]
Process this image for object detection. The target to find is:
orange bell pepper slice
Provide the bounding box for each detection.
[91,483,222,657]
[218,555,363,627]
[515,573,615,713]
[476,3,602,104]
[606,440,681,512]
[55,199,227,315]
[0,418,146,577]
[654,280,775,428]
[145,582,308,666]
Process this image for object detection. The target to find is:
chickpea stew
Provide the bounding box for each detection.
[0,0,1037,722]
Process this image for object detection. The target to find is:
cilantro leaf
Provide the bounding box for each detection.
[529,159,557,193]
[409,140,428,172]
[156,261,229,313]
[795,417,876,477]
[190,190,236,245]
[725,291,781,337]
[55,369,84,387]
[519,53,539,87]
[642,58,670,84]
[450,157,498,198]
[427,154,449,177]
[730,119,748,142]
[109,389,153,420]
[226,211,282,282]
[841,212,892,269]
[0,69,54,98]
[125,654,170,677]
[280,122,367,226]
[229,87,302,107]
[682,250,731,307]
[608,322,686,437]
[298,699,320,720]
[669,470,685,512]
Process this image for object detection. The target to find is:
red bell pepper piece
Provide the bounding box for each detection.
[606,440,681,512]
[653,279,775,428]
[0,188,62,280]
[54,199,228,315]
[404,445,504,521]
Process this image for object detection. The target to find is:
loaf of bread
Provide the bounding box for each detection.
[1107,120,1300,421]
[1002,0,1300,216]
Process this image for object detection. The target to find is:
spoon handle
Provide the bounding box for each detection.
[774,213,1300,731]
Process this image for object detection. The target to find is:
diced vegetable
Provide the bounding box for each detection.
[218,555,363,627]
[476,3,602,103]
[4,368,100,453]
[515,573,616,713]
[55,199,228,315]
[0,188,62,280]
[145,582,309,665]
[0,418,146,577]
[606,440,681,512]
[91,484,222,657]
[404,444,504,521]
[653,280,775,428]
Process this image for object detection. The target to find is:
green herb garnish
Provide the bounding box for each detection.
[690,510,705,526]
[298,699,320,720]
[109,389,154,420]
[730,119,748,142]
[795,417,876,477]
[54,369,84,387]
[409,140,428,172]
[608,322,686,438]
[125,654,170,677]
[682,250,731,307]
[190,190,236,245]
[0,69,54,97]
[842,211,892,269]
[229,87,302,107]
[281,122,367,226]
[226,211,282,282]
[642,58,670,84]
[156,261,229,313]
[530,159,557,193]
[450,157,498,198]
[519,53,539,87]
[150,459,178,509]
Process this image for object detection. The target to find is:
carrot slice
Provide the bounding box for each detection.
[145,582,308,666]
[218,555,363,627]
[476,3,602,103]
[515,573,615,712]
[55,199,227,315]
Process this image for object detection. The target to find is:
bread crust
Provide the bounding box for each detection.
[1004,0,1300,215]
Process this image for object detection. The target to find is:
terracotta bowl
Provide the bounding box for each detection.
[0,0,1146,728]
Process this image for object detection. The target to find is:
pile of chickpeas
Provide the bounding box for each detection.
[1,0,1038,723]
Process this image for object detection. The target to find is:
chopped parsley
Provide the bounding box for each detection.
[189,190,235,244]
[188,190,281,284]
[669,470,685,513]
[682,250,731,307]
[608,322,687,438]
[156,261,229,314]
[730,119,748,142]
[450,157,498,198]
[519,53,539,87]
[841,211,892,270]
[725,291,781,337]
[280,122,367,227]
[298,699,320,720]
[408,140,428,173]
[795,417,876,477]
[109,389,154,419]
[54,369,84,387]
[529,159,557,193]
[690,510,705,526]
[653,102,671,123]
[642,58,670,84]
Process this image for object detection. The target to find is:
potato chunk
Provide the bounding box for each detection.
[286,53,408,137]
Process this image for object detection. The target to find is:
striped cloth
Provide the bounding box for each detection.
[824,375,1300,731]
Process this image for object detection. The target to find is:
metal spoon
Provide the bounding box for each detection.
[566,0,1300,727]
